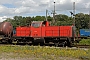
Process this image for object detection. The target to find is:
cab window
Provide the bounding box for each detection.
[31,23,41,27]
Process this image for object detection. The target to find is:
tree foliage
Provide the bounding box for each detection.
[4,13,90,30]
[75,13,90,29]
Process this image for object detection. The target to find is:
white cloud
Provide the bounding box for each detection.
[0,16,8,22]
[0,0,14,4]
[0,5,7,11]
[71,0,82,3]
[0,0,89,17]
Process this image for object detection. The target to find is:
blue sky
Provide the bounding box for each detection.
[0,0,90,22]
[2,4,15,8]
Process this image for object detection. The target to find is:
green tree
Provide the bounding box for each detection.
[75,13,89,29]
[54,14,73,26]
[33,16,45,21]
[47,16,52,21]
[25,17,32,25]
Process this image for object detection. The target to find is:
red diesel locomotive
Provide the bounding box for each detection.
[13,21,76,46]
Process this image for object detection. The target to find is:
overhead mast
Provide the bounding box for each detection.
[52,1,56,25]
[73,2,76,41]
[46,9,48,21]
[89,11,90,29]
[73,2,75,27]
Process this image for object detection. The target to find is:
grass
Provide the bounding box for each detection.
[78,39,90,45]
[0,45,90,60]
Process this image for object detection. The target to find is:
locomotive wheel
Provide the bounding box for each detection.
[55,42,59,47]
[67,38,72,47]
[67,41,71,47]
[40,42,44,46]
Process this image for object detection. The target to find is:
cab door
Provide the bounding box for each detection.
[30,21,42,37]
[31,27,42,37]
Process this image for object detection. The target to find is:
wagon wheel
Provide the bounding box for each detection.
[8,39,12,44]
[40,39,45,46]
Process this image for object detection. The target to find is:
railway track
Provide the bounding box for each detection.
[75,45,90,48]
[0,43,90,49]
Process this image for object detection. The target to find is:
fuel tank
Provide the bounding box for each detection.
[0,22,13,36]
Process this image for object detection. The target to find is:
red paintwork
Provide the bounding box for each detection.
[34,26,73,37]
[45,21,49,26]
[16,26,74,38]
[30,27,41,37]
[16,26,30,36]
[43,26,60,37]
[60,26,73,37]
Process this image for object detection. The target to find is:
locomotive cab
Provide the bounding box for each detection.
[31,21,49,27]
[30,21,49,44]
